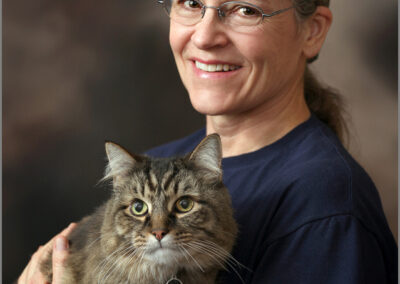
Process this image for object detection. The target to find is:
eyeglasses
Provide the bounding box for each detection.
[157,0,295,31]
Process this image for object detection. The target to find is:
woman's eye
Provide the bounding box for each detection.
[130,199,148,216]
[175,197,194,213]
[184,0,201,9]
[238,6,257,16]
[233,6,259,16]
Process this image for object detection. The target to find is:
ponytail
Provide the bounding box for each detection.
[304,67,348,143]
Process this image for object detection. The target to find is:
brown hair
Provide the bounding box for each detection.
[293,0,348,143]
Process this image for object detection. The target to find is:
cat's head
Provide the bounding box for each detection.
[101,134,237,272]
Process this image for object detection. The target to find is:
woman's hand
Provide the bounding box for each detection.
[18,223,77,284]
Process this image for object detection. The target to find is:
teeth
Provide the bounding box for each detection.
[195,61,239,72]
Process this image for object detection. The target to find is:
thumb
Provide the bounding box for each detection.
[52,235,69,284]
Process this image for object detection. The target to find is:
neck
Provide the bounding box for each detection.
[206,86,310,158]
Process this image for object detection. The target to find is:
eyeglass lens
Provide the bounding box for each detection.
[164,0,265,28]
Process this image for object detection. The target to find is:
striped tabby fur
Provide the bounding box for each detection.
[40,134,238,284]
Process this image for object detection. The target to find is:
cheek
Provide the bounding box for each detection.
[241,27,303,81]
[178,208,216,233]
[115,210,142,237]
[169,22,190,62]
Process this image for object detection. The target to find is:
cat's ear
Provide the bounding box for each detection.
[188,133,222,182]
[103,142,142,181]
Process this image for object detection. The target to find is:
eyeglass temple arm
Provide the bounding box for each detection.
[262,6,295,18]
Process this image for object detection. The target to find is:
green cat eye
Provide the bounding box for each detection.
[175,197,194,213]
[130,199,148,216]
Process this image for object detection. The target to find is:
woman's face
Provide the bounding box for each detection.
[169,0,308,116]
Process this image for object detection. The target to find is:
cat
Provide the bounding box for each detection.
[40,134,238,284]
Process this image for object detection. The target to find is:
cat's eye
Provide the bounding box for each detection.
[130,199,148,216]
[175,197,194,213]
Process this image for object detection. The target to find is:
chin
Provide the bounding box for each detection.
[145,247,182,264]
[192,103,231,116]
[188,92,234,116]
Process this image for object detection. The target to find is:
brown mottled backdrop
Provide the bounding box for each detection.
[3,0,397,282]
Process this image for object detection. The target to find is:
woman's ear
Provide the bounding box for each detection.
[302,6,333,60]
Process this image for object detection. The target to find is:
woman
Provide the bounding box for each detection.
[19,0,397,283]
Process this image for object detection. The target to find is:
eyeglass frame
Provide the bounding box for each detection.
[157,0,296,25]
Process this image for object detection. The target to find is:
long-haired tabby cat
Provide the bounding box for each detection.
[40,134,238,284]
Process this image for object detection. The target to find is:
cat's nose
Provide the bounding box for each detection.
[152,229,169,241]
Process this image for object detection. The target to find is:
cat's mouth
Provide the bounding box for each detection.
[144,245,182,263]
[149,246,171,252]
[147,243,175,253]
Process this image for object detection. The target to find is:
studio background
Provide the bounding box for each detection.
[3,0,397,282]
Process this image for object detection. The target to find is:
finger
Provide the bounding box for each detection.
[60,222,77,237]
[43,223,77,251]
[18,249,48,284]
[52,235,70,284]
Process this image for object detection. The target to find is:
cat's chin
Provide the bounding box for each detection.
[145,247,182,264]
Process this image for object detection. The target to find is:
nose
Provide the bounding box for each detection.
[191,8,229,50]
[152,228,169,241]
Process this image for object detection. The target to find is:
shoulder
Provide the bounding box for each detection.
[144,128,205,158]
[283,115,376,203]
[264,117,381,241]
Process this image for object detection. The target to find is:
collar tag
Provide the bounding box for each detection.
[166,275,183,284]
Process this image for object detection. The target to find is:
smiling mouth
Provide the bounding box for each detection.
[195,60,241,72]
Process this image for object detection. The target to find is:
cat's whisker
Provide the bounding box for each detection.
[181,243,228,271]
[177,244,191,264]
[187,241,247,284]
[87,234,103,249]
[170,247,180,268]
[125,247,145,283]
[94,242,129,279]
[181,241,246,284]
[184,243,227,270]
[101,243,137,284]
[127,249,142,283]
[102,245,136,284]
[125,246,146,283]
[131,247,147,281]
[128,248,145,283]
[178,244,205,273]
[112,246,140,284]
[95,241,132,284]
[194,239,250,271]
[193,241,238,268]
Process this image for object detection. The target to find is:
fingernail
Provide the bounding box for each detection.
[55,237,68,251]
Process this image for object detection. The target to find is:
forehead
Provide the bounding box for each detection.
[121,157,199,194]
[147,158,199,193]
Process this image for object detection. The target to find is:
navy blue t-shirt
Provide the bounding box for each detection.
[146,115,397,284]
